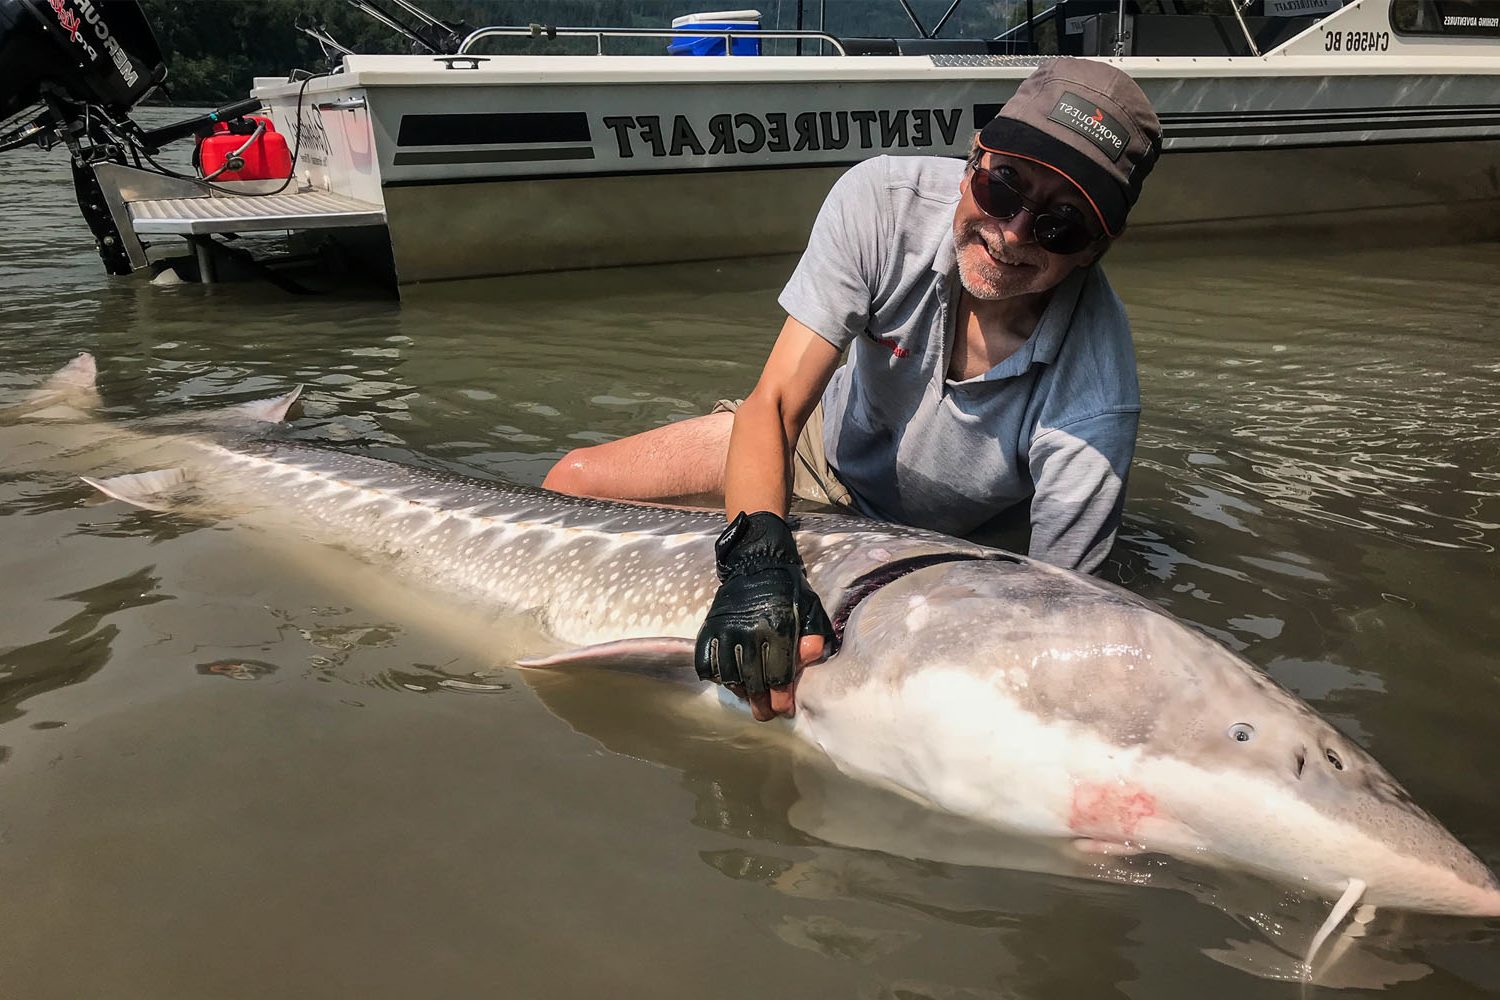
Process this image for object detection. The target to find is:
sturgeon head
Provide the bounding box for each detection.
[793,551,1500,917]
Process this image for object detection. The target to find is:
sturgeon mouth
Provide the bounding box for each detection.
[830,553,1005,641]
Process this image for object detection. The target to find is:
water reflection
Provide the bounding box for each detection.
[0,566,171,725]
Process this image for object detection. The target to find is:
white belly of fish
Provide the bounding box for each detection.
[793,667,1194,850]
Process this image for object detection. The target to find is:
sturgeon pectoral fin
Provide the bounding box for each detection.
[517,637,698,682]
[81,468,190,512]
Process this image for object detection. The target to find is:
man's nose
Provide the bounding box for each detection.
[1000,207,1036,246]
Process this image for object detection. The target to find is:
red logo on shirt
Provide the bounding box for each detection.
[873,335,909,359]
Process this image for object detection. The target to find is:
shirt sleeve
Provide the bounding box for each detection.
[776,158,888,350]
[1027,409,1139,574]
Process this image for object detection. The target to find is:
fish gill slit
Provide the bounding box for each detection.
[830,553,998,641]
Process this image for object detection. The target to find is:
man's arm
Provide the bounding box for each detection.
[695,316,843,722]
[724,317,843,520]
[699,160,884,718]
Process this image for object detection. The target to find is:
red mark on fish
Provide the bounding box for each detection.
[1068,782,1157,840]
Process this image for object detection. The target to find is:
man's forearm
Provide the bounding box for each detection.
[722,391,795,520]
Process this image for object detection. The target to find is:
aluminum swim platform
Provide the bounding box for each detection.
[85,163,390,284]
[128,190,385,236]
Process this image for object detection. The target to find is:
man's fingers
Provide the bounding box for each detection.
[798,634,828,667]
[769,683,796,717]
[748,691,775,722]
[727,684,780,723]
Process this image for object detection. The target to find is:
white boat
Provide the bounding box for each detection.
[3,0,1498,287]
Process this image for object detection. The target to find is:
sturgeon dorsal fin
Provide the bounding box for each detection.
[81,468,190,512]
[223,385,303,424]
[517,637,698,683]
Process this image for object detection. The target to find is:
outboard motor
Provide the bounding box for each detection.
[0,0,167,272]
[0,0,165,119]
[0,0,280,277]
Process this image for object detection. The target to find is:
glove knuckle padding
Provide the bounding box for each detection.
[693,510,837,693]
[693,632,717,682]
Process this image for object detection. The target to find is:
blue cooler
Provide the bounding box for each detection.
[667,9,763,55]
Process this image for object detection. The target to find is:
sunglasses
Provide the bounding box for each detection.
[969,163,1099,256]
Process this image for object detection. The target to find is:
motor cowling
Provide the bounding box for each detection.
[0,0,166,124]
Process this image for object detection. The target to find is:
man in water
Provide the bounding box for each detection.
[544,59,1162,721]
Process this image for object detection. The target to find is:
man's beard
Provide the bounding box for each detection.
[953,226,1017,301]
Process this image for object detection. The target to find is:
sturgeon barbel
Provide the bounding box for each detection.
[35,355,1500,923]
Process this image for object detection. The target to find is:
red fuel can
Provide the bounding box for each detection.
[198,115,293,182]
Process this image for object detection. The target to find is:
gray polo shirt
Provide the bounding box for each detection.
[778,155,1139,573]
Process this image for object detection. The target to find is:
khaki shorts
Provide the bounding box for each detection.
[711,398,857,511]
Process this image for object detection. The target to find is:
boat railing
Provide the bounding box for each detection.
[1225,0,1263,56]
[456,25,850,57]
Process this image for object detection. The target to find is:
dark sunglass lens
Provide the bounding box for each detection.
[1033,214,1090,255]
[972,168,1023,220]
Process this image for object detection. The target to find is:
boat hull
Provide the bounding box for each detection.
[252,45,1500,282]
[373,139,1500,280]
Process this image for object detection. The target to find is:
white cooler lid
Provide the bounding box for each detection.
[670,9,763,27]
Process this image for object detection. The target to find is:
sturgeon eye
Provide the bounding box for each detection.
[1228,723,1255,742]
[1325,749,1345,771]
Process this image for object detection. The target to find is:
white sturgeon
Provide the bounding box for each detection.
[38,354,1500,925]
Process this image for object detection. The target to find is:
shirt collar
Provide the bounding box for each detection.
[1028,266,1089,367]
[943,266,1091,386]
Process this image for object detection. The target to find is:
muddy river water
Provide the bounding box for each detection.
[0,130,1497,999]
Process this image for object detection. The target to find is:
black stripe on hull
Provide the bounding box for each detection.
[1162,103,1500,124]
[384,159,863,188]
[394,147,596,165]
[397,112,592,147]
[1169,116,1500,138]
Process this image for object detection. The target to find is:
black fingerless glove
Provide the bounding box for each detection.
[694,510,836,694]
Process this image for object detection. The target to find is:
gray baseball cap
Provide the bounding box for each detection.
[978,58,1162,237]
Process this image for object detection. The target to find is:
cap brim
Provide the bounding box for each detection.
[978,118,1128,237]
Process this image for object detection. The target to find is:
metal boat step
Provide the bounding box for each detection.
[128,190,386,236]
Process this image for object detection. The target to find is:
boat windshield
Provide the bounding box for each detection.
[346,0,1357,59]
